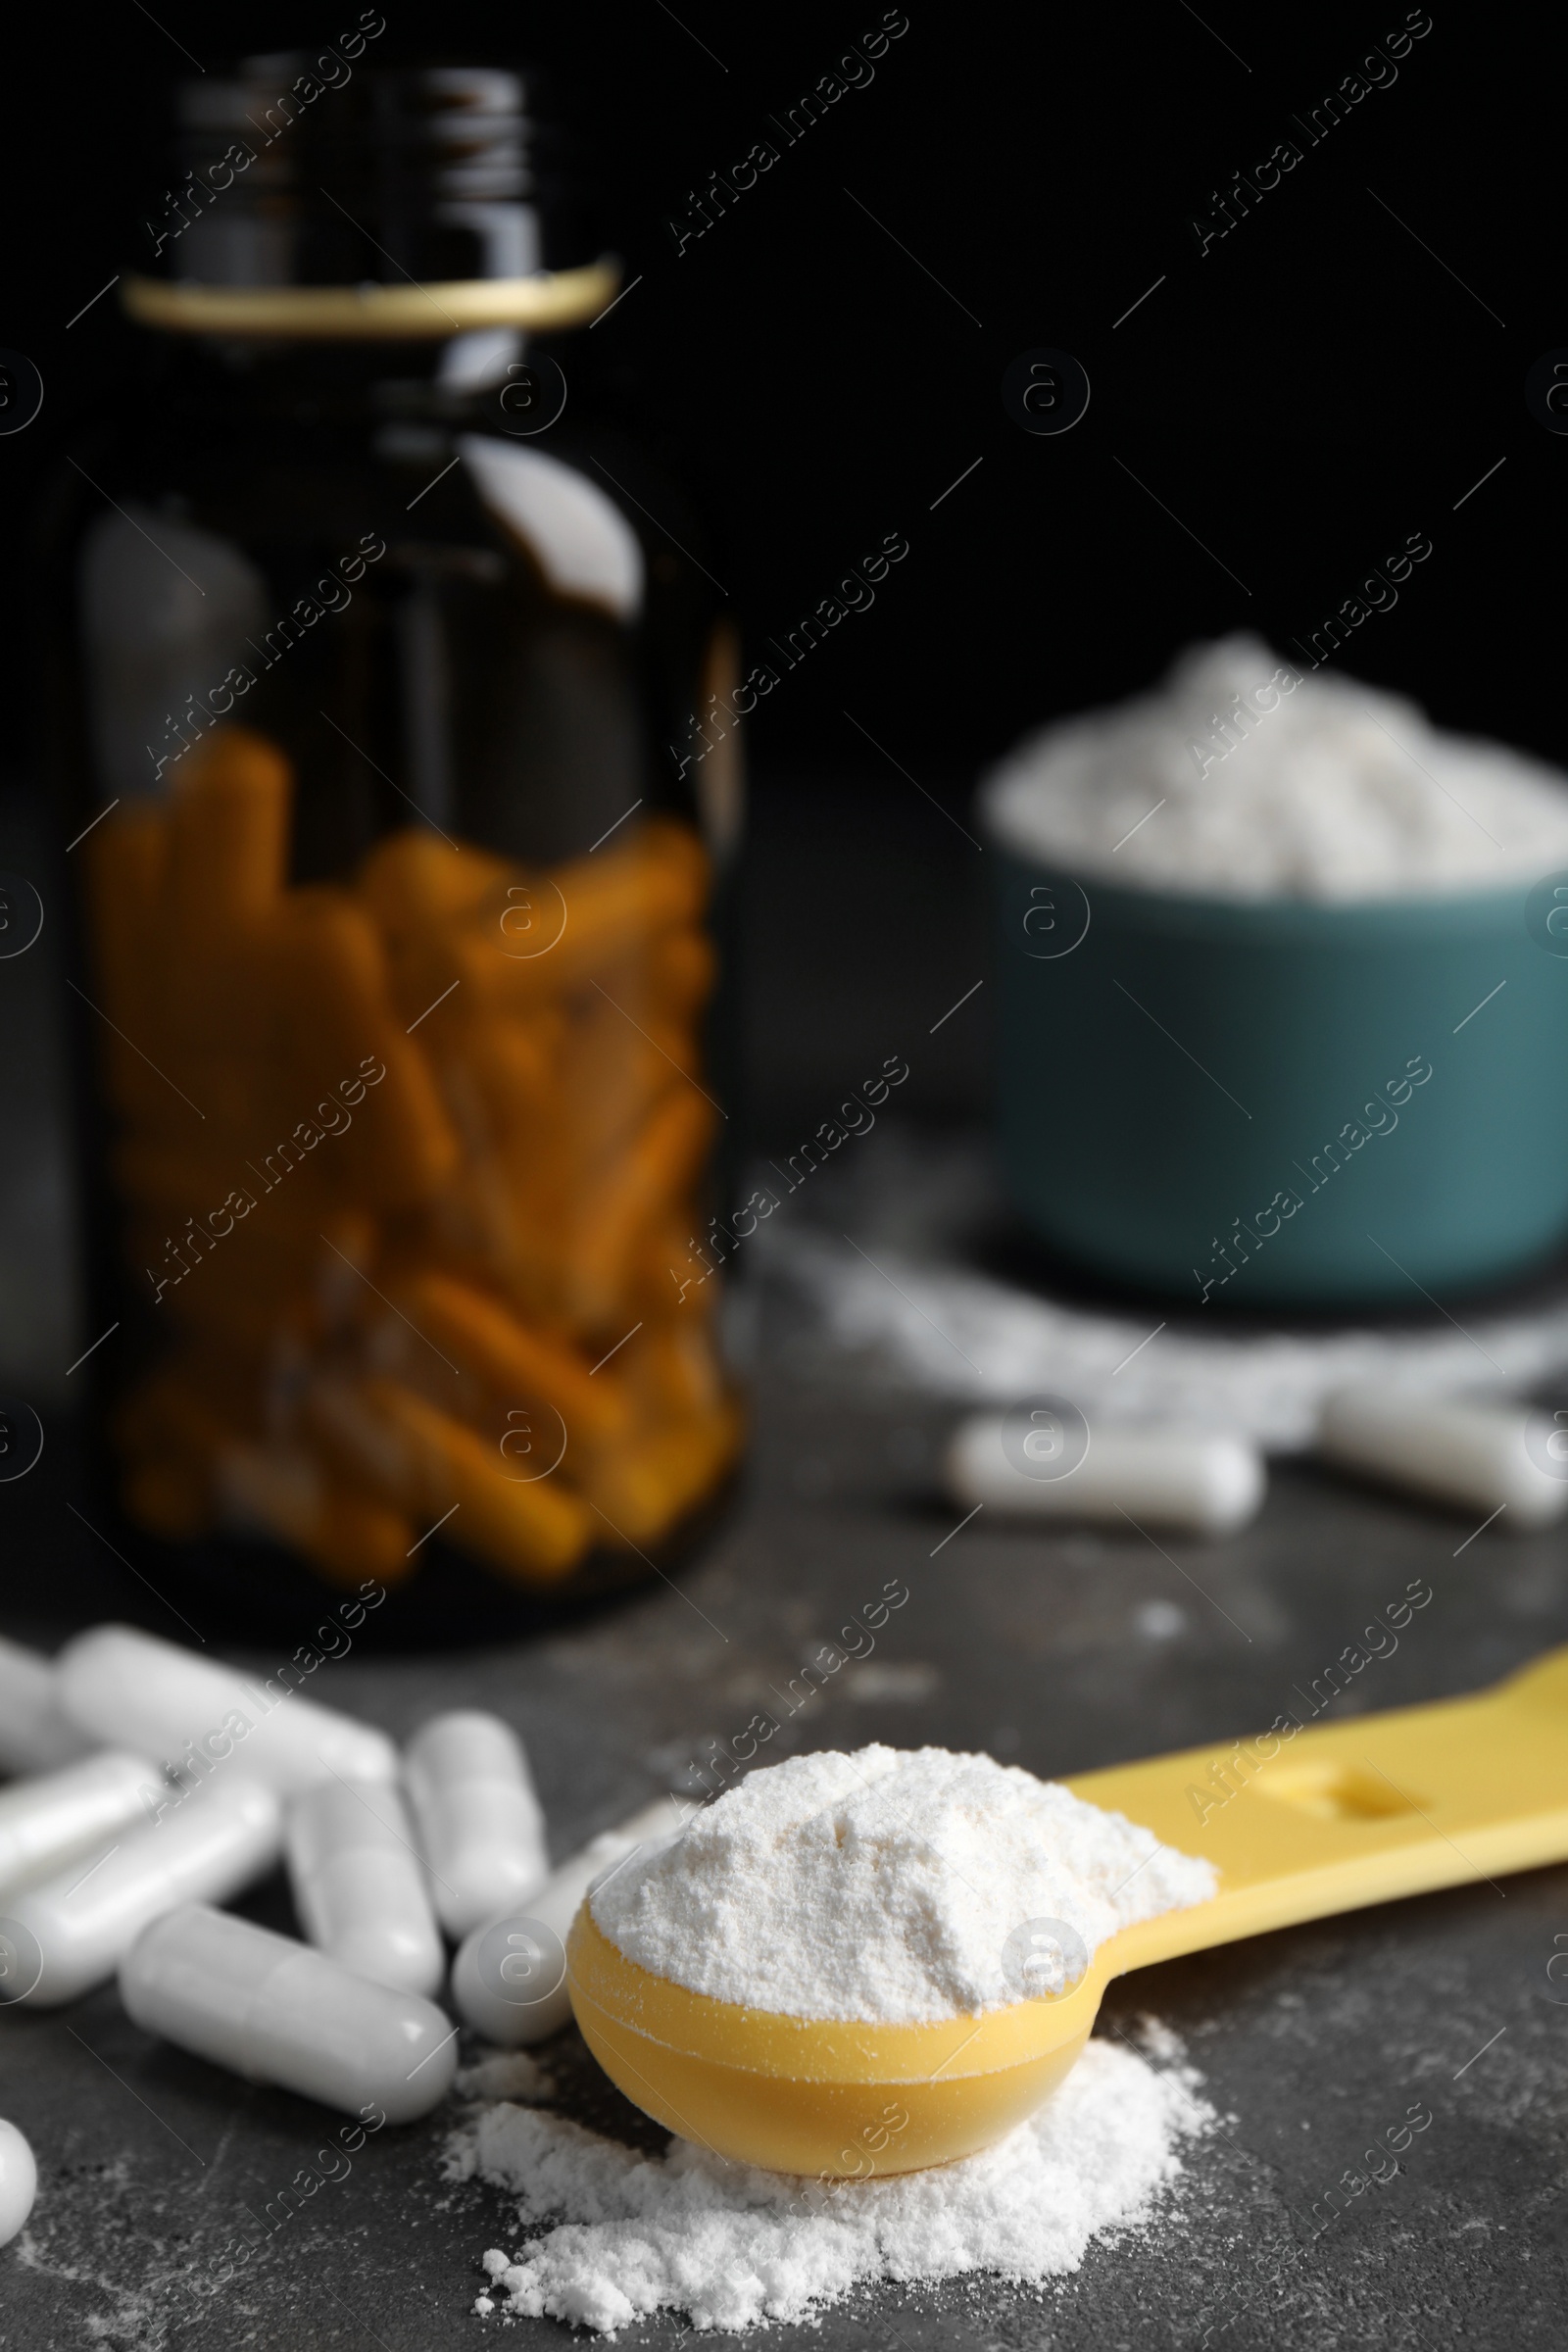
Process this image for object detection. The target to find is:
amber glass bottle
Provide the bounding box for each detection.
[49,57,743,1639]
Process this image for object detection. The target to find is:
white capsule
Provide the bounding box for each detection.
[0,1637,90,1776]
[0,2118,36,2247]
[57,1625,396,1798]
[121,1905,456,2124]
[286,1781,443,1997]
[0,1751,162,1907]
[0,1773,281,2006]
[452,1795,688,2045]
[405,1712,548,1939]
[1318,1386,1567,1528]
[944,1415,1265,1536]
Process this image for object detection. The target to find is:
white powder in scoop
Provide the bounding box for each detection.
[982,634,1568,901]
[452,2032,1212,2334]
[589,1745,1215,2022]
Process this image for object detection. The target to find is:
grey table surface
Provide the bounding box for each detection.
[2,1348,1566,2352]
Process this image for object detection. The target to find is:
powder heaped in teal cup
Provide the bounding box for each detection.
[993,853,1568,1307]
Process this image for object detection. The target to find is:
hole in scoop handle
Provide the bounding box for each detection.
[1066,1642,1568,1970]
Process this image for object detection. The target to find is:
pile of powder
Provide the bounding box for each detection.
[589,1745,1215,2021]
[981,634,1568,901]
[452,2033,1213,2333]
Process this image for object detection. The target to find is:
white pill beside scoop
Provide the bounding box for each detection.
[1318,1386,1568,1528]
[0,1751,162,1906]
[0,1773,281,2006]
[405,1711,548,1939]
[452,1794,688,2045]
[0,1637,90,1776]
[0,2118,36,2247]
[944,1416,1265,1536]
[286,1781,443,1997]
[121,1906,457,2124]
[57,1624,396,1797]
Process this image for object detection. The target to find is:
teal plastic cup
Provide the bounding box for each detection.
[993,853,1568,1308]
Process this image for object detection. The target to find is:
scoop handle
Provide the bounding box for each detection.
[1066,1642,1568,1973]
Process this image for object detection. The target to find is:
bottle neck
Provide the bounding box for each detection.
[145,55,592,292]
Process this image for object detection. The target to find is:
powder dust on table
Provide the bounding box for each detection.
[449,2030,1215,2334]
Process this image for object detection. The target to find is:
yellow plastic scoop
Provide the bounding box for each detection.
[567,1642,1568,2177]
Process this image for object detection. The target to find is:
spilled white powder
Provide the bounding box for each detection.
[756,1132,1568,1448]
[456,2051,550,2103]
[590,1745,1215,2021]
[982,634,1568,901]
[451,2033,1213,2334]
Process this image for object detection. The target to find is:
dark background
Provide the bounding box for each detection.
[2,0,1558,1148]
[1,0,1548,744]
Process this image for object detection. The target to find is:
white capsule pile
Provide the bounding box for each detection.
[0,1616,672,2225]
